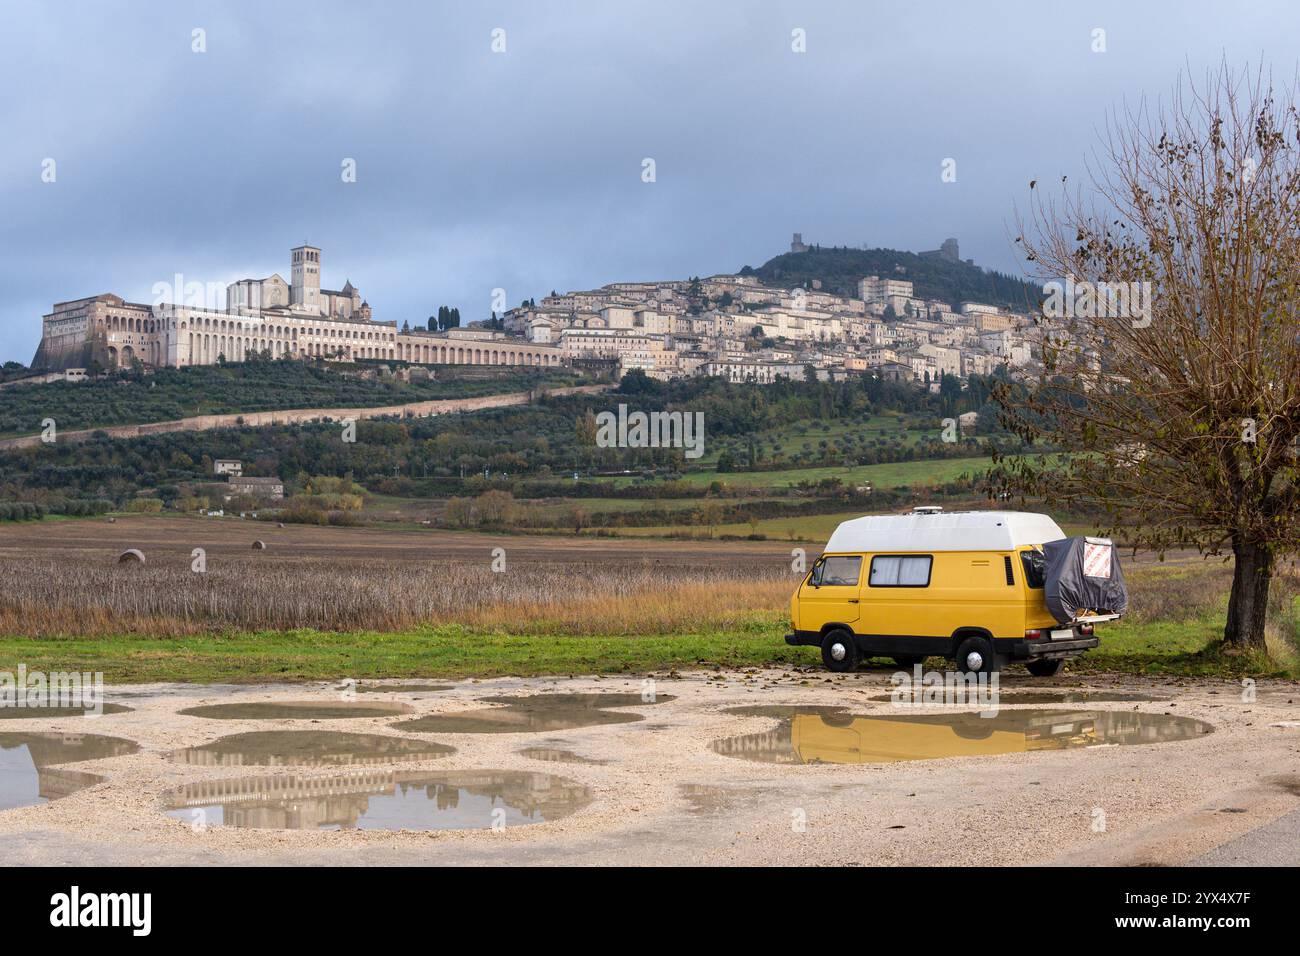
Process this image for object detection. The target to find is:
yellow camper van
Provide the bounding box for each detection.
[786,508,1122,676]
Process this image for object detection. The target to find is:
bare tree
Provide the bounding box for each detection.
[997,64,1300,650]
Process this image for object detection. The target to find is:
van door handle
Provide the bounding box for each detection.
[847,598,859,603]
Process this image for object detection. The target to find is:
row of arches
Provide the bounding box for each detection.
[105,342,165,366]
[189,334,291,364]
[184,314,396,345]
[183,335,557,367]
[302,342,395,360]
[397,341,560,366]
[184,333,408,365]
[96,310,559,369]
[181,315,398,364]
[102,314,161,334]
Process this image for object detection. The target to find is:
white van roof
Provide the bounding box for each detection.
[823,510,1066,554]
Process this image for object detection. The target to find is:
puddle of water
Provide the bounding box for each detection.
[0,703,132,720]
[177,701,413,720]
[516,747,608,766]
[353,684,454,694]
[168,731,455,767]
[679,784,742,815]
[868,690,1167,704]
[712,708,1214,765]
[392,693,674,734]
[161,769,591,830]
[0,731,141,811]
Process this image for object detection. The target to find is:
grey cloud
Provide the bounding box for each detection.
[1,0,1295,361]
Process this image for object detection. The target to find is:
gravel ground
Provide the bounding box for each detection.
[1,669,1297,866]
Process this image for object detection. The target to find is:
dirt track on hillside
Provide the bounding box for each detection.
[0,384,608,450]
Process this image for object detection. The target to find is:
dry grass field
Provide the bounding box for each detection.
[0,514,1294,680]
[0,515,794,637]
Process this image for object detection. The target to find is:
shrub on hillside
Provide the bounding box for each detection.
[0,501,45,521]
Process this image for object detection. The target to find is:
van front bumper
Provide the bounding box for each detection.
[785,631,821,647]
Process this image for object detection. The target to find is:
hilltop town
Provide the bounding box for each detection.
[506,235,1060,387]
[26,235,1071,391]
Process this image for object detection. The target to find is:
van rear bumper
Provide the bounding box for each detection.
[999,635,1099,660]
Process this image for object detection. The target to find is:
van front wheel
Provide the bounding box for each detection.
[955,636,1000,675]
[821,629,860,673]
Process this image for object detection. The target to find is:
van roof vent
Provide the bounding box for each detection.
[911,505,944,515]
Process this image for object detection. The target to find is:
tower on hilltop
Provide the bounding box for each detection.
[290,244,321,312]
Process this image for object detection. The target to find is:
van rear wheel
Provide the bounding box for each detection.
[955,636,1000,675]
[1026,658,1064,677]
[821,629,860,673]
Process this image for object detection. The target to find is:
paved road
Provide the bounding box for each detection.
[1193,806,1300,866]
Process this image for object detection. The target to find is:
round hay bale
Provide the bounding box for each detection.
[251,540,267,550]
[106,517,116,523]
[117,549,145,565]
[277,523,285,529]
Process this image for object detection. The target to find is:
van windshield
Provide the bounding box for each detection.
[815,556,862,587]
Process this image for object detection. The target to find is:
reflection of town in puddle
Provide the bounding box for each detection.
[712,707,1214,765]
[162,770,592,830]
[169,731,455,767]
[393,693,675,734]
[0,703,132,720]
[516,746,608,766]
[0,731,140,810]
[868,689,1167,704]
[177,701,413,720]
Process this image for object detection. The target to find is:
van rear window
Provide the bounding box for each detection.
[869,555,932,587]
[1021,550,1046,589]
[813,556,862,587]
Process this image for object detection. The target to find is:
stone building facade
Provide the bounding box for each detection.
[30,245,563,372]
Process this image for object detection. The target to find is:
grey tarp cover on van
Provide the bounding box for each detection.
[1042,536,1128,624]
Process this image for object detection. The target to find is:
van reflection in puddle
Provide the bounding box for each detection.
[711,708,1213,765]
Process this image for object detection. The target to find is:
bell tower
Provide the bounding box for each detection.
[290,244,321,312]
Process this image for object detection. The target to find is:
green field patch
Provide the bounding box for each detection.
[622,455,998,492]
[0,615,1290,683]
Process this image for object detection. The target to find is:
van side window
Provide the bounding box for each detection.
[1021,550,1046,589]
[869,555,933,587]
[817,556,862,587]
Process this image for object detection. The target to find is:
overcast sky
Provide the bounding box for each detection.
[1,0,1296,363]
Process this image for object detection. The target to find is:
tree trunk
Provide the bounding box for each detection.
[1224,538,1273,648]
